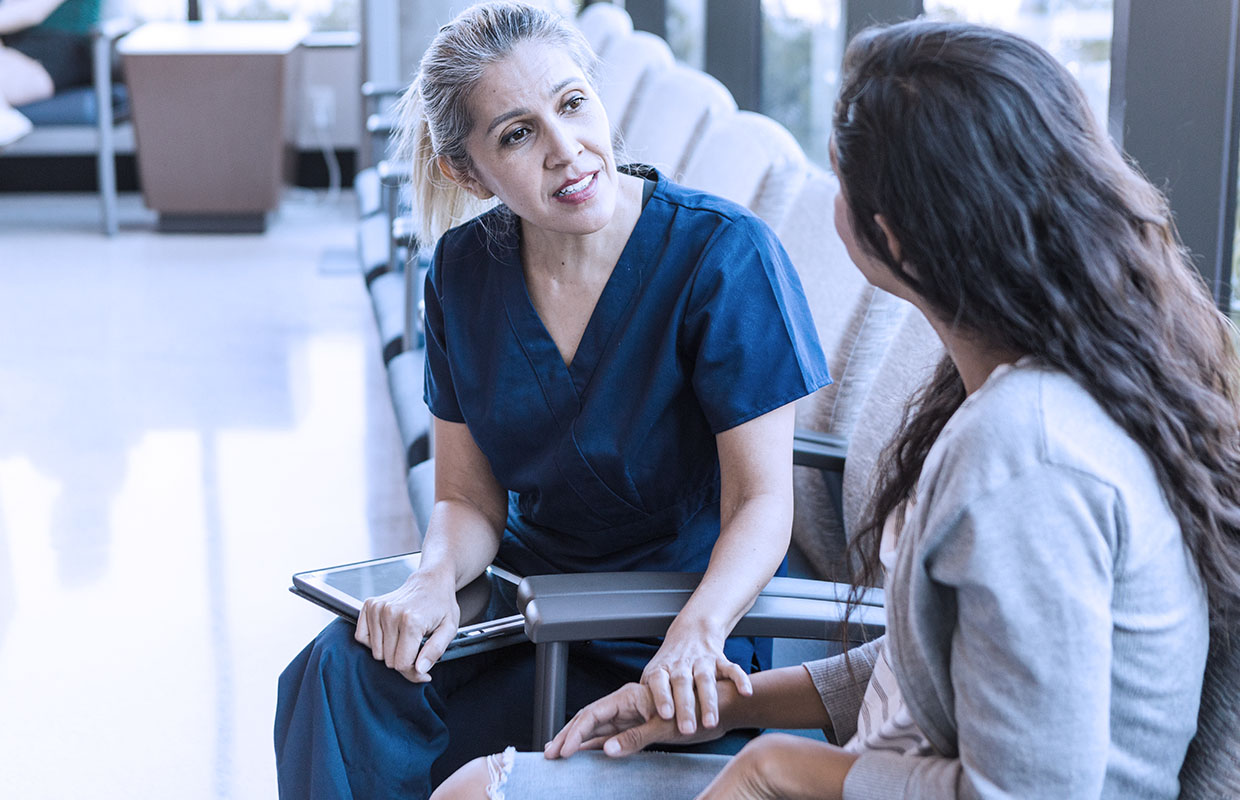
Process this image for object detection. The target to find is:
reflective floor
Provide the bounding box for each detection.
[0,191,417,798]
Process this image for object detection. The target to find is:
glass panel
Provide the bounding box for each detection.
[203,0,360,31]
[667,0,707,70]
[924,0,1114,126]
[760,0,843,167]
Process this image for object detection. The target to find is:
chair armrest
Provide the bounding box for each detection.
[377,159,410,186]
[792,428,847,471]
[518,572,884,645]
[361,80,408,99]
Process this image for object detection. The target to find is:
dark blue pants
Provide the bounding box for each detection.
[275,619,668,799]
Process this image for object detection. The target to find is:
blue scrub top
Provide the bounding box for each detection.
[424,167,830,583]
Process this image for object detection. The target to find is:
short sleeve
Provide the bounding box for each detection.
[422,237,466,423]
[684,214,831,433]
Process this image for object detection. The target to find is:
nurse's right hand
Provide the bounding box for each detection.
[355,566,460,683]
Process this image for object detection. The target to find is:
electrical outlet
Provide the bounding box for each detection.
[309,85,336,130]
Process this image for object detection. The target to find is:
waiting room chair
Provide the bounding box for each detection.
[3,18,134,235]
[678,110,807,228]
[594,30,674,138]
[620,64,735,180]
[1179,629,1240,797]
[575,1,633,58]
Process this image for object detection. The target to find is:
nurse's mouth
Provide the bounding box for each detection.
[553,172,598,203]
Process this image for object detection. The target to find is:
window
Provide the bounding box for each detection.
[760,0,843,167]
[667,0,707,70]
[924,0,1114,125]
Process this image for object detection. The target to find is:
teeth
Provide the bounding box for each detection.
[555,175,592,196]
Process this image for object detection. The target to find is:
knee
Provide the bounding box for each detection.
[286,619,372,684]
[431,756,492,800]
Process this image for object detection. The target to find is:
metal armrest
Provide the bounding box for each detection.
[517,571,885,746]
[367,111,398,138]
[361,80,408,100]
[377,159,410,186]
[792,428,848,471]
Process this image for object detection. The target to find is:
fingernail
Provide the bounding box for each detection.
[703,713,716,727]
[416,659,430,673]
[604,740,620,756]
[661,704,673,718]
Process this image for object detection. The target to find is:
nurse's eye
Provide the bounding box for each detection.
[563,94,586,113]
[501,126,532,147]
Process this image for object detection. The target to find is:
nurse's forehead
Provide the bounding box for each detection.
[473,43,585,114]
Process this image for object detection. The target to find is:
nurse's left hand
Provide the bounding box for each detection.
[641,620,752,736]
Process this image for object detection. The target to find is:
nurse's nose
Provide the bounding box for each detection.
[543,119,582,169]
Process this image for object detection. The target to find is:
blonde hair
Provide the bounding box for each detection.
[394,1,600,244]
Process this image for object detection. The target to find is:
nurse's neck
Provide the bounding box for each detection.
[520,172,644,283]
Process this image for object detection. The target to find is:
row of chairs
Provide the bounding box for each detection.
[348,6,1235,790]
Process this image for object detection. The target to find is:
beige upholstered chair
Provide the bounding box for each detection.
[594,31,674,138]
[620,64,735,180]
[575,1,632,57]
[678,110,807,228]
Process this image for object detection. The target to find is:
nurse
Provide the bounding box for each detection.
[273,2,830,798]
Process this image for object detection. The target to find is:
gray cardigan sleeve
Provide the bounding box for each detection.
[843,467,1122,800]
[801,637,883,745]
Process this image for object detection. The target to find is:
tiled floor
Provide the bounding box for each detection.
[0,190,418,798]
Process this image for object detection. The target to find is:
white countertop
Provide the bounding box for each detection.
[118,20,309,56]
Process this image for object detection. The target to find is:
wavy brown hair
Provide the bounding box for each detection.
[834,20,1240,631]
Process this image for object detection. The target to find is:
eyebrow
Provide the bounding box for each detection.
[485,77,582,135]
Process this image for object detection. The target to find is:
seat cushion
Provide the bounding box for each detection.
[18,84,129,126]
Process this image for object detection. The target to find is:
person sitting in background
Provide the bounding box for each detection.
[434,18,1240,800]
[0,0,100,146]
[273,3,831,798]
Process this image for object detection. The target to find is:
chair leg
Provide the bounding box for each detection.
[93,26,118,236]
[533,641,569,749]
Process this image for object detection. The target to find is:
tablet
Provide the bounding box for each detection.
[290,552,527,661]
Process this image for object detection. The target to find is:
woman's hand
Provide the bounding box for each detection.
[544,681,727,759]
[354,567,460,683]
[641,619,753,735]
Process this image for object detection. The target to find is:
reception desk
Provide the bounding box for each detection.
[119,21,307,233]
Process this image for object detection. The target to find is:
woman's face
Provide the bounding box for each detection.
[457,40,618,237]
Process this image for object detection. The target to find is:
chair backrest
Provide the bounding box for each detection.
[1179,629,1240,797]
[792,303,942,580]
[594,30,674,136]
[678,110,807,227]
[621,64,735,179]
[576,1,633,57]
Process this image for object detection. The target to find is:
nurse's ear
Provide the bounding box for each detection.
[437,156,495,201]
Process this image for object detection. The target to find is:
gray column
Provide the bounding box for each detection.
[843,0,923,43]
[624,0,668,39]
[705,0,762,110]
[1110,0,1240,309]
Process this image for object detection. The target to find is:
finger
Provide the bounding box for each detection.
[381,608,404,668]
[354,609,370,647]
[414,618,455,676]
[719,658,753,696]
[363,601,384,660]
[645,668,674,720]
[391,614,424,673]
[556,701,614,758]
[603,719,659,758]
[670,668,697,734]
[695,664,720,728]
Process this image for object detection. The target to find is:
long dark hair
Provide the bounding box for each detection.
[834,20,1240,630]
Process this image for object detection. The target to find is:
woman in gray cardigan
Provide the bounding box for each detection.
[433,19,1240,800]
